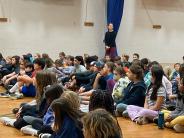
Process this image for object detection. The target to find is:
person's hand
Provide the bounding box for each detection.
[79,87,85,93]
[16,107,22,119]
[4,79,10,85]
[2,76,7,82]
[105,46,110,49]
[176,77,180,82]
[165,115,172,122]
[72,75,76,80]
[96,73,102,79]
[169,94,177,100]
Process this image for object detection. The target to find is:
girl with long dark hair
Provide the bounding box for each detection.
[126,65,167,125]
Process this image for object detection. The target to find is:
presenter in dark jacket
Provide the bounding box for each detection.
[104,23,118,60]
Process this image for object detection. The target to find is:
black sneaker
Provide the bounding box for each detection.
[12,108,19,114]
[0,91,10,98]
[4,85,13,90]
[9,93,23,100]
[153,117,158,125]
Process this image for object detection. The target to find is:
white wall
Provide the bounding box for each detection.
[117,0,184,63]
[0,0,106,60]
[1,0,184,63]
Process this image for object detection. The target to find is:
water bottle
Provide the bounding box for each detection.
[158,111,164,129]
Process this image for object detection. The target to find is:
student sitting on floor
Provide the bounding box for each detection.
[112,66,130,104]
[20,84,64,136]
[1,56,20,87]
[88,89,115,115]
[126,65,167,125]
[0,71,57,129]
[0,58,45,98]
[74,61,103,93]
[93,62,114,91]
[77,62,104,104]
[0,56,12,78]
[38,97,84,138]
[74,56,87,73]
[2,63,34,99]
[116,64,146,117]
[161,73,184,133]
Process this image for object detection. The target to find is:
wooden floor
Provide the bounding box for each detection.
[0,86,183,138]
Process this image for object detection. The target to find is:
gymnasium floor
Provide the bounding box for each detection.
[0,86,183,138]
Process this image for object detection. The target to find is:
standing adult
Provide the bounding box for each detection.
[104,23,118,59]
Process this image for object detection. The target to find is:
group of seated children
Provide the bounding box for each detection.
[0,52,183,138]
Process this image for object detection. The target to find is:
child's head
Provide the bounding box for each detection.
[62,91,80,110]
[33,58,45,70]
[105,55,111,62]
[51,97,79,132]
[131,59,141,67]
[133,53,139,60]
[114,61,122,68]
[174,63,180,72]
[101,62,114,76]
[82,109,122,138]
[84,55,98,70]
[45,84,64,105]
[65,55,74,66]
[54,59,63,67]
[149,65,164,100]
[148,61,159,70]
[23,54,32,63]
[89,89,115,115]
[113,56,121,62]
[25,63,34,73]
[59,52,66,60]
[74,56,85,66]
[127,64,143,82]
[93,61,104,72]
[34,53,41,59]
[163,66,172,79]
[35,71,57,100]
[12,55,20,66]
[5,56,12,64]
[113,67,126,82]
[140,58,149,71]
[122,54,129,62]
[19,60,26,70]
[151,65,164,85]
[45,58,54,68]
[42,53,49,59]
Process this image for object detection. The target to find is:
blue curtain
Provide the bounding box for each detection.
[107,0,124,32]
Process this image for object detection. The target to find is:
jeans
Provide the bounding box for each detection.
[23,116,42,125]
[116,103,129,117]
